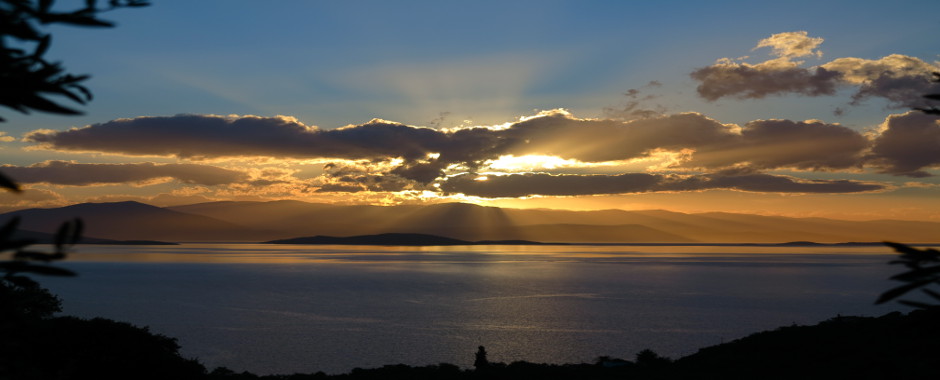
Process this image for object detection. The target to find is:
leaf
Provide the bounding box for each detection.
[39,0,53,13]
[18,94,83,115]
[14,250,65,262]
[876,279,935,304]
[0,239,38,252]
[59,15,114,28]
[0,217,21,240]
[70,219,84,245]
[54,220,70,250]
[7,275,39,288]
[7,263,76,277]
[34,35,51,58]
[54,218,83,251]
[890,265,940,281]
[0,172,22,192]
[921,288,940,302]
[898,300,935,309]
[885,241,923,256]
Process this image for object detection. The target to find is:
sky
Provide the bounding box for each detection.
[2,0,940,221]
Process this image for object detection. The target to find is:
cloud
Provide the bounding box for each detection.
[25,114,448,161]
[23,106,937,201]
[754,31,824,59]
[440,172,884,198]
[691,32,940,108]
[868,111,940,177]
[690,57,841,101]
[0,188,65,208]
[0,161,248,186]
[822,55,940,108]
[496,111,868,172]
[685,118,868,170]
[602,82,668,120]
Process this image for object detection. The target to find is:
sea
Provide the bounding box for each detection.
[37,243,911,375]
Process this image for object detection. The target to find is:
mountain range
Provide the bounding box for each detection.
[0,200,937,244]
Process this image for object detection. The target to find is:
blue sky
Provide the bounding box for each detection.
[2,0,939,220]
[8,0,934,130]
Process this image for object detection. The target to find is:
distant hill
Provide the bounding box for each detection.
[10,229,176,245]
[5,200,940,243]
[266,233,547,246]
[0,201,272,242]
[169,200,940,243]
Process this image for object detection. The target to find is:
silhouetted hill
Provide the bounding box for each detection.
[171,200,940,243]
[0,201,271,242]
[9,201,940,243]
[2,316,205,380]
[672,310,940,379]
[266,233,546,246]
[10,229,177,245]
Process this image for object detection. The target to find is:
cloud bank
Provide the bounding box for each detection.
[25,110,937,180]
[691,32,940,109]
[1,161,248,186]
[440,172,883,198]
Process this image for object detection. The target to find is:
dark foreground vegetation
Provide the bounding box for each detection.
[198,310,940,380]
[3,297,940,379]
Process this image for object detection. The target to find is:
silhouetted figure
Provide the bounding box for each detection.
[474,346,489,369]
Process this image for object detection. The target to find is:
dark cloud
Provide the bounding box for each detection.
[316,183,367,193]
[691,59,841,101]
[662,172,884,193]
[317,162,428,193]
[687,119,868,170]
[868,112,940,177]
[498,111,738,163]
[0,161,248,186]
[602,86,668,120]
[440,172,884,198]
[25,114,447,161]
[440,172,664,198]
[823,55,940,109]
[500,112,868,172]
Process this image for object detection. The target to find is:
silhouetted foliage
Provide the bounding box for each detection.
[0,0,149,121]
[914,72,940,115]
[635,349,672,367]
[0,0,147,215]
[0,0,150,309]
[876,75,940,309]
[675,310,940,379]
[195,309,940,379]
[0,215,81,322]
[0,316,206,380]
[876,242,940,309]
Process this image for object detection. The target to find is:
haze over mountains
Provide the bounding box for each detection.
[0,200,938,244]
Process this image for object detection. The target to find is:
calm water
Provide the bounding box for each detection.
[39,244,907,375]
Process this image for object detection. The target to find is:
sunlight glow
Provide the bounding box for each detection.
[487,155,583,171]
